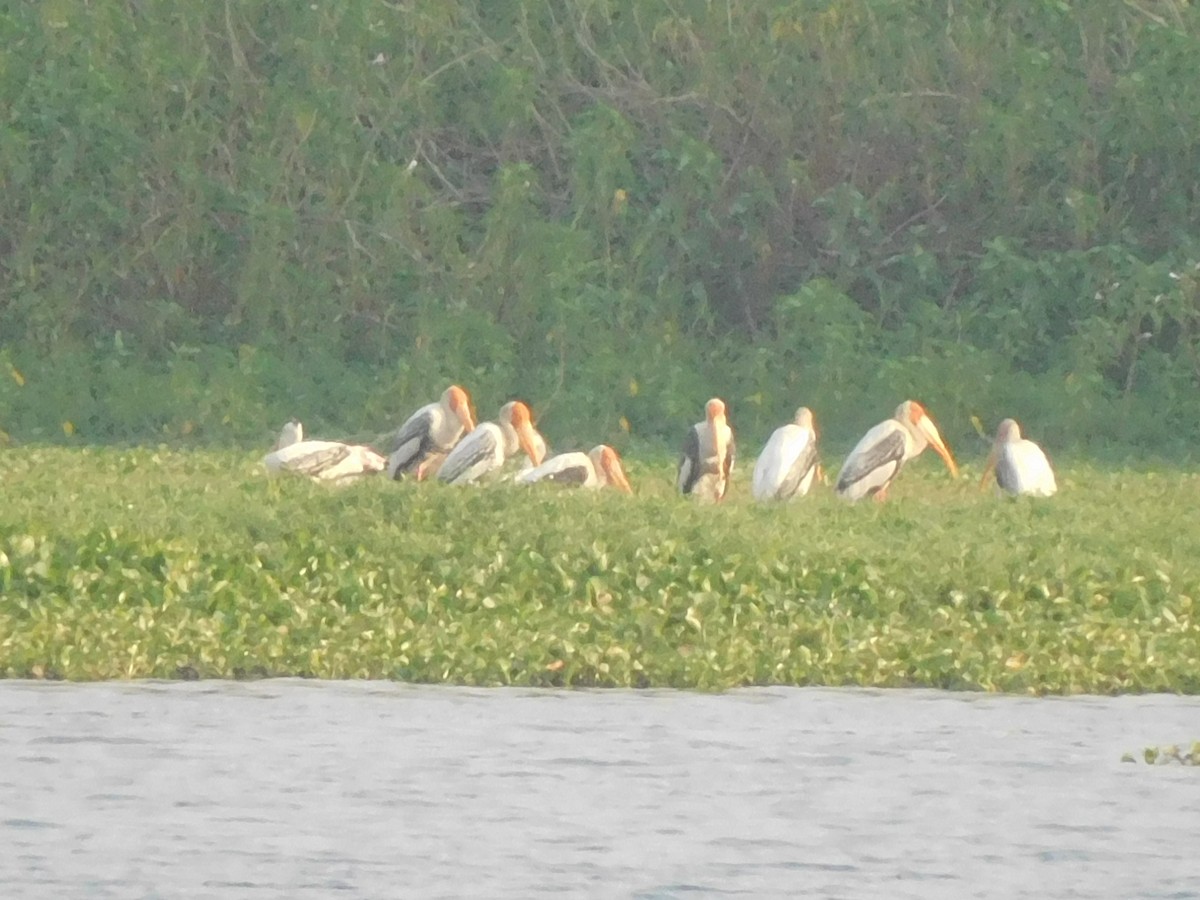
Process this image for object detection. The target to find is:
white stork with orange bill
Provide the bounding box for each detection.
[678,398,735,501]
[518,444,633,493]
[835,400,958,501]
[437,400,546,485]
[385,384,476,480]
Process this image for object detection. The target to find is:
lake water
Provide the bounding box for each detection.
[1,682,1197,899]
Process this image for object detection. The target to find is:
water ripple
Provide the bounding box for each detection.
[3,819,60,830]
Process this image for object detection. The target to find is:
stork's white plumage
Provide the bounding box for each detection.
[518,444,633,493]
[835,400,958,502]
[752,407,820,501]
[980,418,1057,497]
[385,384,477,480]
[262,420,387,485]
[678,398,735,501]
[437,400,545,485]
[275,419,303,450]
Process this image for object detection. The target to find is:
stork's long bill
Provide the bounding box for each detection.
[599,446,633,493]
[909,401,958,478]
[707,398,728,466]
[448,384,477,433]
[510,402,546,467]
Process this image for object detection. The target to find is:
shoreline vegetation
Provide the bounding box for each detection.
[2,446,1197,693]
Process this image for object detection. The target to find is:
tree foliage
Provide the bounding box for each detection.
[2,0,1200,450]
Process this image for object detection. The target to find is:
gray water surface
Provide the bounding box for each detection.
[1,682,1197,899]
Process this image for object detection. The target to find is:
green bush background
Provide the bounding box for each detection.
[3,0,1199,454]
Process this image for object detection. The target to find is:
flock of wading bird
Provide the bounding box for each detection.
[262,385,1059,501]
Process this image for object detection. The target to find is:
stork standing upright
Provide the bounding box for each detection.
[980,418,1057,496]
[835,400,958,501]
[678,398,735,501]
[385,385,477,481]
[518,444,633,493]
[262,420,387,485]
[752,406,820,502]
[437,400,546,485]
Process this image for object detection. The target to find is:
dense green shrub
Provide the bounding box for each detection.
[2,1,1199,451]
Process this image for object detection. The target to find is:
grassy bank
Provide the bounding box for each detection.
[1,446,1197,693]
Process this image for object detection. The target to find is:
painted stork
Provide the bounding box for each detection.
[835,400,958,501]
[385,384,477,480]
[517,444,633,493]
[262,420,387,485]
[752,407,820,501]
[980,418,1057,497]
[437,400,546,485]
[678,397,735,501]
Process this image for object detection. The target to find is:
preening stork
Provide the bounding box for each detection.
[980,418,1057,497]
[678,398,735,501]
[517,444,633,493]
[385,384,476,480]
[262,420,387,485]
[437,400,546,485]
[835,400,958,501]
[752,407,820,501]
